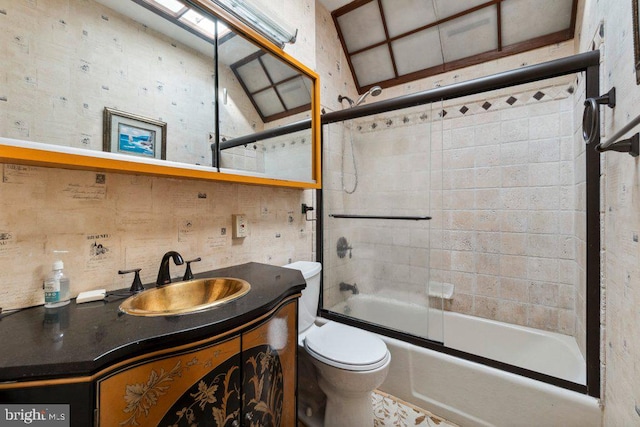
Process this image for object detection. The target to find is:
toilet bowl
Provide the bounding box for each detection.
[284,261,390,427]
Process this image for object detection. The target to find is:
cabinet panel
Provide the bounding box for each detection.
[242,300,297,426]
[97,336,241,427]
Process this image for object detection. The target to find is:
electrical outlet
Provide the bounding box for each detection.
[232,214,248,238]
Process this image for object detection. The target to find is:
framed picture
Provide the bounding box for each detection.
[103,108,167,159]
[634,0,640,84]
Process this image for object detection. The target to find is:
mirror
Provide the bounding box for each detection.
[217,21,315,182]
[0,0,319,187]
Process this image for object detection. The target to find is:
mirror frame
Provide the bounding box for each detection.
[0,0,321,190]
[634,0,640,84]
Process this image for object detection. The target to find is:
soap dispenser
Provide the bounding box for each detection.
[44,260,71,308]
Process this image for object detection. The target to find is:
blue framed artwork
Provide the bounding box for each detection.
[103,108,167,159]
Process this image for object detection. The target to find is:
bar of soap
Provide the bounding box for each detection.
[76,289,106,304]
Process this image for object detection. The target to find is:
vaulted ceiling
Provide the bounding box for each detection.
[321,0,577,94]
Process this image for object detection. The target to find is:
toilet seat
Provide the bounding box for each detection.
[304,322,390,371]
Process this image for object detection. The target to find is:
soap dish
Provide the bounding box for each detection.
[428,282,454,300]
[76,289,106,304]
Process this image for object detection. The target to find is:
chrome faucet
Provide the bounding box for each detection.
[339,281,359,294]
[156,251,184,286]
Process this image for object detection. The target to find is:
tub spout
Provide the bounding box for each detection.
[339,282,359,294]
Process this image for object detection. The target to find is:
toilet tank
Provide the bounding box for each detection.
[283,261,322,333]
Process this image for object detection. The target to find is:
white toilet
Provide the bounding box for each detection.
[284,261,390,427]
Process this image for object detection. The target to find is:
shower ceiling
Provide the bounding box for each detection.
[321,0,577,94]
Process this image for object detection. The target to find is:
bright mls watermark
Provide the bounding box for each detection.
[0,405,69,426]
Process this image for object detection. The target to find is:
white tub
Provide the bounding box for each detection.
[327,295,601,427]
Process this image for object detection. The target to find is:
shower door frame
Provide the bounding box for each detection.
[317,50,602,398]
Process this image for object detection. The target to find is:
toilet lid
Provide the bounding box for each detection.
[304,322,389,371]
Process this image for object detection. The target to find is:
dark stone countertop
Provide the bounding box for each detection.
[0,262,305,383]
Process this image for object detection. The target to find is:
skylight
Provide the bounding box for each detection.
[330,0,577,94]
[153,0,185,13]
[230,50,312,122]
[179,8,217,37]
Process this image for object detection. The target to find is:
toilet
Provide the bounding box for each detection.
[284,261,390,427]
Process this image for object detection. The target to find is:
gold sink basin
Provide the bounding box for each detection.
[119,277,250,317]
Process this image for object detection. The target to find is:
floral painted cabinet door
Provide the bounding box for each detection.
[97,336,241,427]
[241,300,297,427]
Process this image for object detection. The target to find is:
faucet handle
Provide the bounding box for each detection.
[119,268,144,294]
[182,257,202,281]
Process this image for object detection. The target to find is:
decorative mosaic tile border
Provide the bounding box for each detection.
[354,76,576,134]
[220,132,310,153]
[372,389,458,427]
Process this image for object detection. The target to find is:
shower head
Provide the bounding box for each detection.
[355,85,383,106]
[370,86,383,96]
[338,94,354,107]
[338,86,383,108]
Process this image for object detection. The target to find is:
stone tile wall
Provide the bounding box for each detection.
[323,76,583,338]
[0,165,314,310]
[429,77,581,336]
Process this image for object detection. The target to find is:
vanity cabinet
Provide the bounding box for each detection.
[97,299,297,426]
[0,263,305,427]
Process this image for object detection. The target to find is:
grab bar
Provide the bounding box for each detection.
[330,214,431,220]
[595,113,640,157]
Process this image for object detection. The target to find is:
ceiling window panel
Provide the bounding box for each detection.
[336,1,386,53]
[216,20,232,39]
[277,76,311,109]
[502,0,573,46]
[219,36,260,66]
[236,60,271,92]
[150,0,185,14]
[262,54,299,83]
[254,89,285,117]
[380,0,437,38]
[392,27,443,75]
[439,5,498,62]
[350,44,395,86]
[433,0,489,20]
[179,9,217,38]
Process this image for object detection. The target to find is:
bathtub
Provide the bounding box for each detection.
[325,295,601,427]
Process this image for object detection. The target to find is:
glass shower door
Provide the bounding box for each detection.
[318,58,598,391]
[321,102,444,343]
